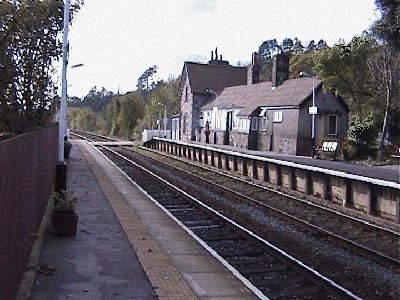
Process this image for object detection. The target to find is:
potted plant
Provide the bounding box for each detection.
[64,136,72,159]
[51,190,78,236]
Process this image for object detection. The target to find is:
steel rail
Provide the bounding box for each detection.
[97,144,364,300]
[135,146,399,269]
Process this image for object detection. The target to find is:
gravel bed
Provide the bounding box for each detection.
[110,148,400,300]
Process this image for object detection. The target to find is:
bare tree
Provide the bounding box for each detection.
[368,44,400,148]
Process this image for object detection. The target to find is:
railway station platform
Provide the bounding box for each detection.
[27,140,257,300]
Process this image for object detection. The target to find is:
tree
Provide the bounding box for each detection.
[343,114,378,160]
[367,44,400,147]
[292,37,304,53]
[313,36,373,117]
[115,93,144,139]
[316,39,327,50]
[307,40,315,51]
[0,0,82,133]
[258,39,278,81]
[68,106,98,132]
[68,86,114,113]
[289,51,316,78]
[136,65,159,96]
[371,0,400,50]
[135,76,180,135]
[281,37,294,52]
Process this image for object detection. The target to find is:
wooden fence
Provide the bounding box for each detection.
[0,125,58,300]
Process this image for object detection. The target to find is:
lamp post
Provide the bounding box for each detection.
[157,102,167,131]
[59,0,70,162]
[205,89,218,128]
[312,79,316,154]
[55,0,70,191]
[308,77,318,158]
[302,72,317,157]
[205,88,217,97]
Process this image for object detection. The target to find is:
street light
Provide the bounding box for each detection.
[301,72,318,157]
[71,63,84,69]
[205,88,217,97]
[56,0,70,191]
[157,102,167,131]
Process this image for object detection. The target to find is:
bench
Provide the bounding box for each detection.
[315,141,338,160]
[390,147,400,163]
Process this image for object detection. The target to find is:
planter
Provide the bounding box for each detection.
[51,210,78,236]
[64,141,72,159]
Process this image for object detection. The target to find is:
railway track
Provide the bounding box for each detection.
[133,146,400,269]
[70,131,115,142]
[99,146,360,300]
[71,132,400,299]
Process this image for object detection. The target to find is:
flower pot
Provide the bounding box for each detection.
[64,141,72,159]
[51,210,78,236]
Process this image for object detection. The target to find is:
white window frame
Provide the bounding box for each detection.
[273,111,283,123]
[260,116,268,131]
[251,117,258,131]
[259,108,268,131]
[238,117,250,133]
[232,110,239,130]
[202,110,211,126]
[211,107,218,129]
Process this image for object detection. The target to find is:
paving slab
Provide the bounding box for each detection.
[79,141,258,300]
[29,142,157,300]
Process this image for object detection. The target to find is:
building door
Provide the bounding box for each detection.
[248,116,258,150]
[272,123,282,152]
[224,111,233,145]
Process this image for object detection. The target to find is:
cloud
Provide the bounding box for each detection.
[184,0,219,14]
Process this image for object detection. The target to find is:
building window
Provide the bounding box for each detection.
[260,117,268,131]
[259,108,268,131]
[183,115,188,134]
[185,87,189,102]
[232,109,240,130]
[328,114,337,135]
[238,117,250,132]
[273,111,282,122]
[251,117,258,131]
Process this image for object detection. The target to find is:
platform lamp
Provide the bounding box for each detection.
[310,78,317,158]
[55,0,70,192]
[157,102,167,132]
[302,72,318,158]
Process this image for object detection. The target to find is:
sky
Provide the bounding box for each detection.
[66,0,378,98]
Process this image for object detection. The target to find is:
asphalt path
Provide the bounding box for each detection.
[213,144,400,184]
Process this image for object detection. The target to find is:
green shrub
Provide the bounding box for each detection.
[343,114,378,160]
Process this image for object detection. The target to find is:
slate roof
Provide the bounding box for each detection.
[180,62,248,95]
[202,77,322,116]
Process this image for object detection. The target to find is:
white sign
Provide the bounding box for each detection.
[308,106,318,115]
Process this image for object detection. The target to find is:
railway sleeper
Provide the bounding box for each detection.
[183,220,216,227]
[170,210,204,218]
[213,247,265,257]
[238,263,289,275]
[188,224,220,230]
[268,285,325,300]
[167,206,195,212]
[196,232,241,241]
[249,269,302,285]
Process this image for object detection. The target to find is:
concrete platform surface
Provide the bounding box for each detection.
[29,140,258,300]
[29,142,157,300]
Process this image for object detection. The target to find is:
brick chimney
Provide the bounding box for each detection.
[247,52,259,85]
[272,53,289,88]
[208,47,230,66]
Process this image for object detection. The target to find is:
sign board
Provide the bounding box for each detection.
[308,106,318,115]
